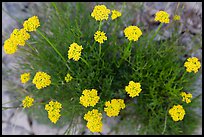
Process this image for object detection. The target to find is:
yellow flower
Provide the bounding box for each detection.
[84,109,103,132]
[45,101,62,124]
[21,73,30,84]
[32,71,51,89]
[184,57,201,73]
[10,28,30,46]
[173,15,181,21]
[94,31,107,44]
[125,81,142,98]
[65,73,73,83]
[3,28,30,54]
[154,11,170,23]
[23,16,40,32]
[124,26,142,41]
[22,96,34,108]
[3,38,18,54]
[80,89,100,107]
[169,105,185,122]
[47,110,61,124]
[91,5,111,21]
[111,10,122,20]
[180,92,192,104]
[104,99,125,117]
[68,42,83,61]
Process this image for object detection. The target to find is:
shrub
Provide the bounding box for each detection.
[2,2,201,135]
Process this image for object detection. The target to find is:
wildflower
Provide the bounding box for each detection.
[169,105,185,122]
[173,15,181,21]
[21,73,30,84]
[91,5,111,21]
[84,109,103,132]
[94,31,107,44]
[180,92,192,104]
[154,10,170,23]
[184,57,201,73]
[22,96,34,108]
[68,42,83,61]
[45,101,62,124]
[3,28,30,54]
[80,89,100,107]
[10,28,30,46]
[104,99,125,117]
[23,16,40,32]
[3,38,18,54]
[65,73,73,83]
[124,26,142,41]
[125,81,142,98]
[32,71,51,89]
[111,10,122,20]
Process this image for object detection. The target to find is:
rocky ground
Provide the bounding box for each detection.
[2,2,202,135]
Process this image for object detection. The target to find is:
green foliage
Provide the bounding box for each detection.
[3,2,201,135]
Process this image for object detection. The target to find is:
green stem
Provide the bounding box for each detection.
[127,41,132,62]
[90,40,96,52]
[64,111,75,135]
[150,23,163,43]
[98,21,102,31]
[123,41,132,60]
[80,57,89,67]
[117,41,132,68]
[121,2,126,13]
[2,106,22,110]
[51,2,59,15]
[34,102,47,105]
[26,42,37,53]
[175,2,180,14]
[90,21,102,53]
[36,30,67,64]
[51,82,60,86]
[99,44,102,58]
[180,70,187,81]
[162,107,169,135]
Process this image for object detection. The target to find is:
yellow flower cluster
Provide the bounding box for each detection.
[169,105,185,122]
[20,72,30,84]
[104,99,125,117]
[45,101,62,124]
[184,57,201,73]
[84,109,103,132]
[23,16,40,32]
[3,29,30,54]
[125,81,142,98]
[3,38,18,54]
[91,5,110,21]
[3,16,40,54]
[80,89,100,107]
[124,26,142,42]
[154,10,170,24]
[94,31,107,44]
[68,42,83,61]
[111,10,122,20]
[65,73,73,83]
[10,28,30,46]
[173,15,181,21]
[32,71,51,89]
[22,96,34,108]
[180,92,192,104]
